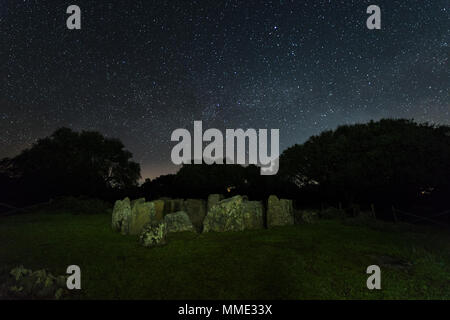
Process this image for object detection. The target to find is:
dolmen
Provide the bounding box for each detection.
[266,195,294,228]
[203,195,264,232]
[112,193,296,248]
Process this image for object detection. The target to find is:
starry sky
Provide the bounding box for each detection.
[1,0,449,179]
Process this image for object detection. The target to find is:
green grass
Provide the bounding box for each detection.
[0,212,449,299]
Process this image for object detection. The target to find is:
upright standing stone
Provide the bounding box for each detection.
[164,211,195,233]
[112,197,131,233]
[266,195,294,228]
[129,201,156,235]
[130,197,145,209]
[172,199,185,213]
[184,199,207,232]
[241,200,264,230]
[161,198,172,215]
[207,194,224,212]
[203,195,263,232]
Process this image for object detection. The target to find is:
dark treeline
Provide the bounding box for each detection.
[0,128,140,209]
[139,163,298,201]
[1,119,450,222]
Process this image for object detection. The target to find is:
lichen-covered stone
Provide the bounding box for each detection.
[267,195,294,228]
[241,200,264,230]
[54,288,64,300]
[10,265,32,281]
[130,197,145,208]
[174,199,185,212]
[164,211,195,233]
[203,195,245,232]
[139,222,167,247]
[153,200,165,221]
[112,197,131,234]
[184,199,207,232]
[203,195,263,232]
[56,275,66,288]
[129,201,156,235]
[207,194,224,212]
[172,199,185,213]
[162,198,185,215]
[36,276,55,298]
[5,267,68,299]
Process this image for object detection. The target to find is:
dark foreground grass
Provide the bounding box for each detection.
[0,212,449,299]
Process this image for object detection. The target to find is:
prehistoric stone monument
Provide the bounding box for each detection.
[112,194,303,248]
[112,197,131,235]
[266,195,294,228]
[164,211,195,233]
[162,198,185,215]
[153,199,165,221]
[183,199,207,233]
[112,197,162,236]
[129,201,157,235]
[241,200,265,230]
[4,266,68,299]
[203,195,264,232]
[130,197,145,208]
[207,194,224,212]
[139,221,167,247]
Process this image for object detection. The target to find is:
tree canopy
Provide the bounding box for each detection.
[279,119,450,206]
[3,128,140,203]
[140,161,297,200]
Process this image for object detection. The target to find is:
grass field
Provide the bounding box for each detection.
[0,211,449,299]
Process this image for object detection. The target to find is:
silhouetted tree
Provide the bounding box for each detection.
[279,119,450,210]
[2,128,140,204]
[138,161,299,201]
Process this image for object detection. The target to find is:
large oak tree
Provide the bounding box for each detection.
[3,128,140,202]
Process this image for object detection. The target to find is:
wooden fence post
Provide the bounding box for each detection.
[371,203,376,219]
[392,205,398,223]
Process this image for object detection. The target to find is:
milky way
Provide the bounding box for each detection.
[0,0,448,179]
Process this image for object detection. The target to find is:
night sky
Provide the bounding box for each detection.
[1,0,448,179]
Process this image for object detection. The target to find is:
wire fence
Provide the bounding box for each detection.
[0,201,52,216]
[391,206,450,228]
